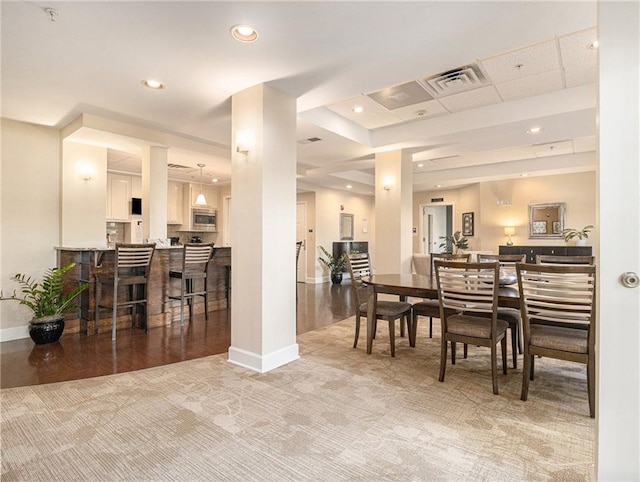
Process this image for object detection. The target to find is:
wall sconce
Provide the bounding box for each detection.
[383,184,391,191]
[382,177,393,191]
[504,226,515,246]
[76,163,93,181]
[235,129,254,155]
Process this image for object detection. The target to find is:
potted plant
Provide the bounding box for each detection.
[562,225,594,246]
[438,230,469,254]
[318,246,347,284]
[0,262,88,344]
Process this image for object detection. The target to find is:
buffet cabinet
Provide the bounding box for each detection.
[499,245,592,263]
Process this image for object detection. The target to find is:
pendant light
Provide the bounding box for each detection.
[195,163,207,206]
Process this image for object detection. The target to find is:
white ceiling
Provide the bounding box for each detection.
[1,1,598,194]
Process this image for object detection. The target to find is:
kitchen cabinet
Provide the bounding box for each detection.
[106,173,131,221]
[167,181,184,225]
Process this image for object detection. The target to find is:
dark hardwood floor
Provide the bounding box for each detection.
[0,282,356,389]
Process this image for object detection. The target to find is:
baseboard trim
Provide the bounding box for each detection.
[0,325,30,343]
[227,343,300,373]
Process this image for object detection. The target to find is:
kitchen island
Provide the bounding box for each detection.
[56,246,231,336]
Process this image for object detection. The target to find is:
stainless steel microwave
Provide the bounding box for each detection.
[192,209,217,231]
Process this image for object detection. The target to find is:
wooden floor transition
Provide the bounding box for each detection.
[0,282,356,389]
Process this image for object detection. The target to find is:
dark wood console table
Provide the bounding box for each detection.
[499,245,592,263]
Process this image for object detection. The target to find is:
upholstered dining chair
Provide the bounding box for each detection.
[346,252,412,357]
[516,263,597,418]
[435,260,508,395]
[410,253,471,345]
[535,255,595,265]
[475,253,527,368]
[168,243,215,326]
[95,243,156,341]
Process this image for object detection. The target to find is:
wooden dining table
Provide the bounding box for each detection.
[361,273,520,355]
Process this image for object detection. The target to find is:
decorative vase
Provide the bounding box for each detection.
[28,315,65,345]
[330,272,343,285]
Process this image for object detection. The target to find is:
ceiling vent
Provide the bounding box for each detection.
[167,163,192,170]
[367,81,434,110]
[298,137,322,145]
[421,64,488,98]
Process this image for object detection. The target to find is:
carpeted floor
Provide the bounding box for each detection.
[1,317,595,481]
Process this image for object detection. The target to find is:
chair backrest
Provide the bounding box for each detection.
[536,255,595,265]
[115,243,155,277]
[346,252,372,307]
[430,252,471,277]
[434,260,500,333]
[182,243,214,271]
[296,241,303,265]
[477,253,526,265]
[516,263,596,333]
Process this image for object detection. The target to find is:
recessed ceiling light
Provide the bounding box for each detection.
[352,106,364,114]
[521,173,529,177]
[436,184,442,188]
[588,40,599,50]
[346,184,352,189]
[417,163,424,168]
[526,127,543,134]
[212,178,219,183]
[141,79,165,90]
[231,24,259,43]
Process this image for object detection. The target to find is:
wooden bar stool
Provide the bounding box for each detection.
[168,243,215,325]
[95,243,156,341]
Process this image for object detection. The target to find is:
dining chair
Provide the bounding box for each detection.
[475,253,527,368]
[516,263,597,418]
[168,243,215,326]
[435,260,508,395]
[346,252,412,357]
[95,243,156,341]
[535,255,595,265]
[410,253,472,345]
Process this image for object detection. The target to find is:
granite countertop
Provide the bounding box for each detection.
[56,245,230,251]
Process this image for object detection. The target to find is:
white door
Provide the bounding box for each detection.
[296,202,307,283]
[422,205,449,254]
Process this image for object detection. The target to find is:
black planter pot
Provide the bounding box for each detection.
[330,272,343,285]
[28,316,65,345]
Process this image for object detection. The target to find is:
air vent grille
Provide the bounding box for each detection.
[298,137,322,145]
[167,163,192,170]
[421,64,488,98]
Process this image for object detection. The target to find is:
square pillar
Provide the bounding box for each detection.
[141,146,168,241]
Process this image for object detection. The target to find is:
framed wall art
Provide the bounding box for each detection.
[462,212,474,236]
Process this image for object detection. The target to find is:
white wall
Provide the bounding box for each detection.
[313,188,374,282]
[1,119,61,339]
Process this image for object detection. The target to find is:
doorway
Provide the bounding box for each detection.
[296,202,307,282]
[421,204,452,254]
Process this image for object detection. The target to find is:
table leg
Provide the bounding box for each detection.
[366,285,376,355]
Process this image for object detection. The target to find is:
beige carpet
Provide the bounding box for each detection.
[1,317,595,481]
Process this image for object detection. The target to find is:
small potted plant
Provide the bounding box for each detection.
[562,225,594,246]
[438,230,469,254]
[0,262,88,344]
[318,246,347,284]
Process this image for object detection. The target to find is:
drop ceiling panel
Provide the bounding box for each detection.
[326,95,401,129]
[564,61,597,88]
[495,69,565,101]
[367,81,434,110]
[558,28,598,66]
[532,140,573,158]
[392,99,449,122]
[481,39,561,84]
[437,86,503,112]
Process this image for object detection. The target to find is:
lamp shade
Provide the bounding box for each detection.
[504,226,516,236]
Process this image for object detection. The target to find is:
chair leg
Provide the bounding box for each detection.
[410,312,418,348]
[111,283,118,342]
[501,336,508,375]
[353,313,361,348]
[491,342,499,395]
[179,278,185,326]
[451,341,456,365]
[438,339,448,382]
[587,352,595,418]
[400,316,405,338]
[511,326,518,369]
[463,344,468,359]
[203,276,209,321]
[521,350,531,401]
[517,324,523,354]
[406,314,415,347]
[388,318,395,357]
[187,279,193,323]
[530,355,535,380]
[429,317,433,338]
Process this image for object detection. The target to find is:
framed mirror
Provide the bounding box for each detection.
[528,202,566,239]
[339,213,354,240]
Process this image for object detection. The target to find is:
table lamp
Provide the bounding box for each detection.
[504,226,515,246]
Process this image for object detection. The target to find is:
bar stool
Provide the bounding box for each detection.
[95,243,156,341]
[168,243,215,325]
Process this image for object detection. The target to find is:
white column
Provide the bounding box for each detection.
[374,150,413,274]
[141,146,168,241]
[228,84,298,373]
[597,1,639,479]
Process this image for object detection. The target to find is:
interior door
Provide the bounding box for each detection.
[296,202,307,282]
[422,205,450,254]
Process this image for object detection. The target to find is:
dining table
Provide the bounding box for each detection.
[361,273,520,355]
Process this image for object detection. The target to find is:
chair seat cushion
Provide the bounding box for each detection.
[169,270,207,279]
[359,301,411,317]
[530,324,588,353]
[447,315,508,339]
[470,307,521,325]
[412,300,440,316]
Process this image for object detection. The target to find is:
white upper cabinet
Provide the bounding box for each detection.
[167,181,184,225]
[106,173,131,221]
